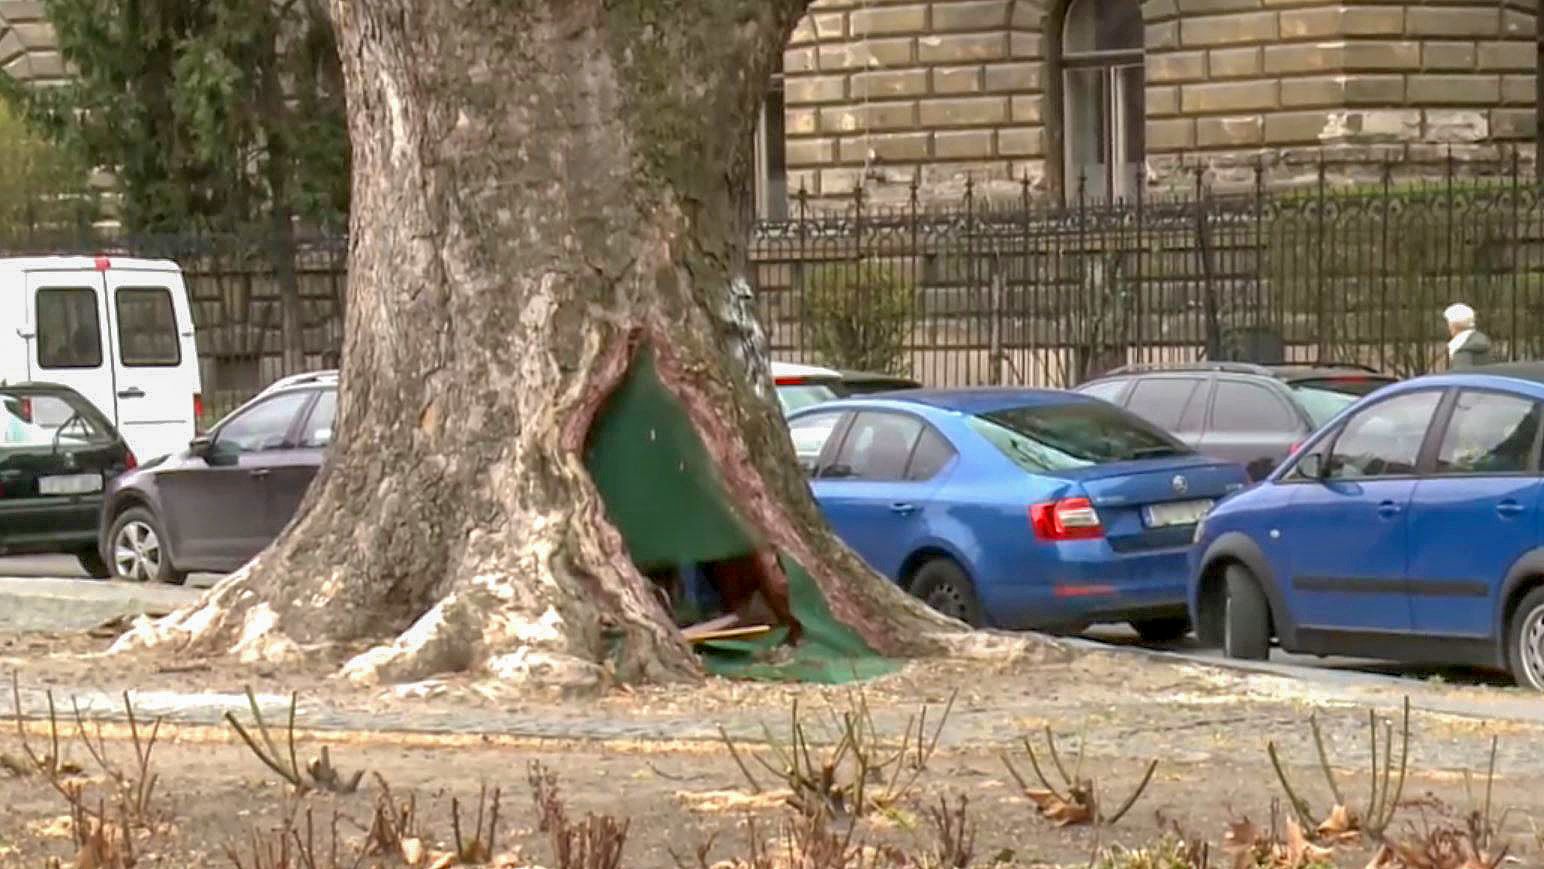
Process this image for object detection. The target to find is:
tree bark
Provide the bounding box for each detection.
[116,0,1053,690]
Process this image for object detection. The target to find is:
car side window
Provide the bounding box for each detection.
[1435,390,1541,476]
[1211,379,1297,433]
[827,412,924,481]
[1080,379,1128,405]
[36,288,103,369]
[788,411,844,477]
[1124,377,1202,432]
[298,390,338,448]
[905,426,956,481]
[1326,391,1442,480]
[115,287,181,366]
[214,392,311,454]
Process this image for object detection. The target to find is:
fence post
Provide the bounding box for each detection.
[1195,165,1220,361]
[1511,146,1522,362]
[909,179,921,382]
[1315,155,1328,362]
[1378,157,1392,372]
[796,184,810,365]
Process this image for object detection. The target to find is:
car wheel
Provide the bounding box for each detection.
[75,547,110,580]
[1131,617,1190,644]
[909,558,984,627]
[1223,566,1270,661]
[108,508,187,585]
[1506,586,1544,692]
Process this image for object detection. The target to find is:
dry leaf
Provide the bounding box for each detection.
[1285,819,1336,865]
[1024,788,1094,827]
[1318,804,1363,843]
[400,837,426,866]
[428,853,458,869]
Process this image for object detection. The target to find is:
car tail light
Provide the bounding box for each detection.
[124,450,137,470]
[1288,440,1303,454]
[193,393,204,420]
[18,398,31,421]
[1029,497,1105,541]
[775,376,807,386]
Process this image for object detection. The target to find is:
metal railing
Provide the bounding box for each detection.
[7,152,1544,409]
[751,152,1544,387]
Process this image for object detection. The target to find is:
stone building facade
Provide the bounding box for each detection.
[0,1,65,84]
[764,0,1541,210]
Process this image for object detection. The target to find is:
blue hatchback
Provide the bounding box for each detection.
[1190,363,1544,690]
[787,389,1250,637]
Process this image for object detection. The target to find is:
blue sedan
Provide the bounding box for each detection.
[1190,362,1544,690]
[787,389,1251,637]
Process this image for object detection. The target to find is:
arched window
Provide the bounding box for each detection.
[1059,0,1144,201]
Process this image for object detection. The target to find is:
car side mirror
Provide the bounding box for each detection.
[823,463,856,480]
[1295,452,1324,480]
[194,436,240,467]
[188,435,212,457]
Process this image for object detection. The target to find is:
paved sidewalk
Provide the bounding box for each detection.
[5,643,1541,781]
[0,577,199,632]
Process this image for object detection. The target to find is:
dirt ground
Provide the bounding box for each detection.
[3,627,1544,866]
[1,729,1542,868]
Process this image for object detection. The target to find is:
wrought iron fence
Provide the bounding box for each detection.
[7,153,1544,416]
[751,153,1544,387]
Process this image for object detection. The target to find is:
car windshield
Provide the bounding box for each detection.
[0,390,111,447]
[967,401,1188,473]
[1290,378,1392,427]
[776,383,839,414]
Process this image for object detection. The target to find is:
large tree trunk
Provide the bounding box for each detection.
[117,0,1046,690]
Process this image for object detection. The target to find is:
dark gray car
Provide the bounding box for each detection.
[98,372,336,583]
[1075,362,1395,481]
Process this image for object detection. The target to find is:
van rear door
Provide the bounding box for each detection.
[24,270,116,424]
[104,268,200,461]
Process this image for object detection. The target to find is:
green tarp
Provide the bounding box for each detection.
[583,350,897,684]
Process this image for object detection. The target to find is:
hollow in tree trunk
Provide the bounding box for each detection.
[115,0,1061,690]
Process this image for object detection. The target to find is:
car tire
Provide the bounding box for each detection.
[1505,586,1544,692]
[1223,566,1271,661]
[75,547,110,580]
[909,558,985,628]
[107,507,187,585]
[1131,617,1190,644]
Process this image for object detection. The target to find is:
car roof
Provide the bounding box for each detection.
[1090,361,1392,382]
[796,387,1091,416]
[772,360,840,380]
[1465,361,1544,385]
[257,370,338,397]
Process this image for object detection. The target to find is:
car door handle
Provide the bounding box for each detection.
[889,502,918,516]
[1498,500,1526,517]
[250,468,271,479]
[1376,500,1402,518]
[117,387,145,399]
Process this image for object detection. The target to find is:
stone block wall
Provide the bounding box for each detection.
[781,0,1541,206]
[782,0,1049,206]
[1144,0,1539,190]
[0,0,66,83]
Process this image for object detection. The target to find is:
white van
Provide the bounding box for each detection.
[1,256,201,462]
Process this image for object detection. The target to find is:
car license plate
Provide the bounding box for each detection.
[1143,499,1213,528]
[38,473,103,496]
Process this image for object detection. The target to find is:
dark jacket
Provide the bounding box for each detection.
[1450,330,1492,370]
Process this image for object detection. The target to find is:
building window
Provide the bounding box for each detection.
[754,60,789,220]
[1060,0,1144,201]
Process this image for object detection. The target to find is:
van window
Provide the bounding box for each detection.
[116,287,181,366]
[36,288,102,369]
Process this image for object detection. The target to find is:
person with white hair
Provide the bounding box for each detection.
[1443,302,1491,370]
